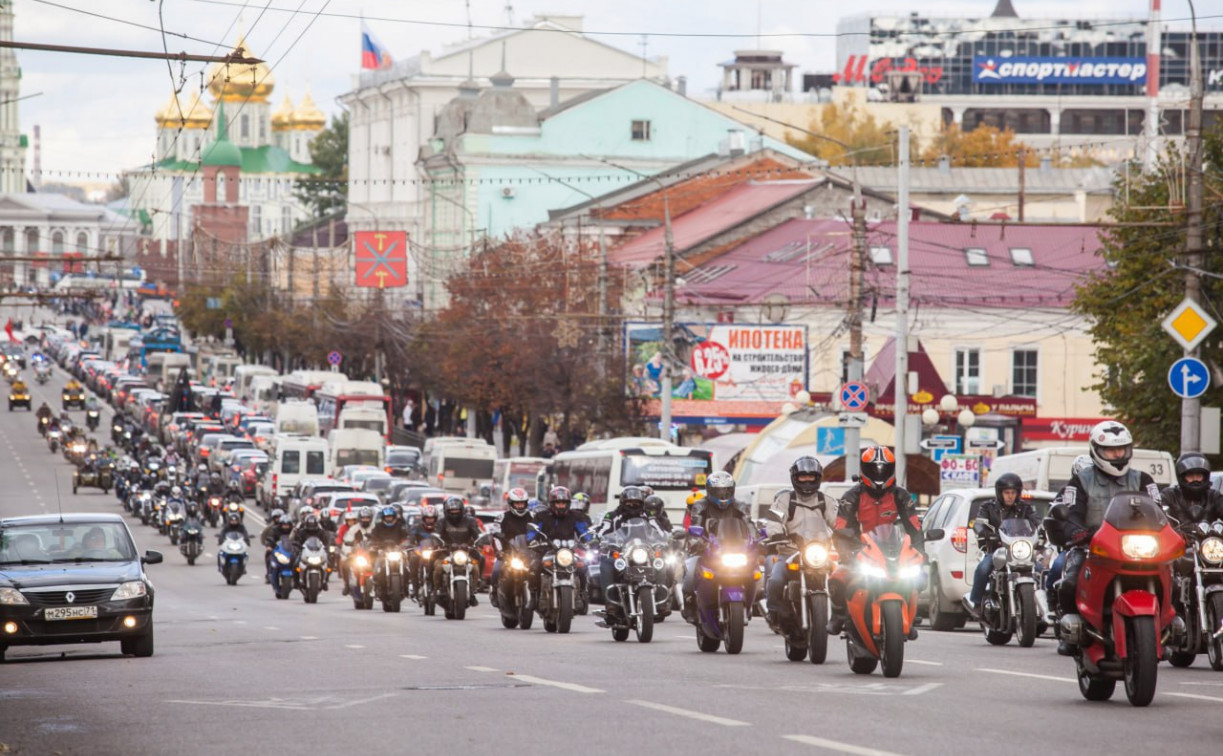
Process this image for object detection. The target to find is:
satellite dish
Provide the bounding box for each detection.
[761,293,790,324]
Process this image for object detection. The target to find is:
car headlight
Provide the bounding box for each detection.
[452,550,469,565]
[306,557,323,566]
[274,553,290,565]
[858,563,888,579]
[630,547,650,565]
[1009,539,1034,562]
[0,587,28,605]
[899,564,922,579]
[510,557,526,571]
[1201,537,1223,565]
[803,543,829,568]
[721,553,748,568]
[1121,534,1160,561]
[387,551,402,562]
[111,581,147,600]
[556,548,574,567]
[353,555,369,568]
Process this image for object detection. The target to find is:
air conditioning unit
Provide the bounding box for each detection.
[501,187,516,199]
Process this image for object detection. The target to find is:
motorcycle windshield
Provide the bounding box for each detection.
[998,518,1035,539]
[1103,494,1169,532]
[604,517,668,549]
[223,533,247,549]
[302,537,326,554]
[863,523,907,559]
[709,517,754,549]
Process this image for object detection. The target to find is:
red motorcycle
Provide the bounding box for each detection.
[1053,493,1184,707]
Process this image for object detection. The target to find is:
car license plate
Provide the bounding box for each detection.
[45,606,98,621]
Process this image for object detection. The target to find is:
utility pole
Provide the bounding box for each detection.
[659,195,675,442]
[845,183,865,483]
[895,125,911,485]
[1182,3,1204,454]
[595,211,608,381]
[1017,148,1026,222]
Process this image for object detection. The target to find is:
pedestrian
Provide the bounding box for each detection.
[402,398,416,431]
[543,425,560,453]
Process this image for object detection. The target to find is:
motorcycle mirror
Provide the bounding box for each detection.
[687,526,705,538]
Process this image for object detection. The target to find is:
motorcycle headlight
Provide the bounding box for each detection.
[556,548,574,567]
[274,553,290,565]
[899,564,922,580]
[111,581,147,600]
[857,563,888,579]
[510,557,526,571]
[1201,537,1223,566]
[452,550,469,566]
[420,549,433,560]
[720,553,748,569]
[803,543,829,568]
[353,555,369,568]
[1009,539,1034,562]
[306,557,323,566]
[664,553,677,565]
[0,587,28,605]
[1121,534,1160,561]
[630,547,649,565]
[386,551,402,562]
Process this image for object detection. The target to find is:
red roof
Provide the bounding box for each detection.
[611,180,822,268]
[676,218,1106,309]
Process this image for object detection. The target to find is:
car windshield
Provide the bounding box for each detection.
[387,451,419,465]
[0,521,137,563]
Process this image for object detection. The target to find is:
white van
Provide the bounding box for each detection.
[273,400,319,437]
[336,406,388,438]
[328,428,386,471]
[146,352,192,390]
[988,446,1175,492]
[261,435,330,508]
[423,437,497,495]
[233,365,278,399]
[249,375,281,415]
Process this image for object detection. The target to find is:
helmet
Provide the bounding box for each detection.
[443,496,465,522]
[620,486,646,516]
[278,518,293,533]
[686,490,706,507]
[1175,452,1212,496]
[319,508,334,523]
[358,506,374,527]
[421,505,438,527]
[210,471,221,481]
[548,485,571,515]
[170,485,182,498]
[185,502,200,518]
[226,511,241,528]
[993,472,1023,505]
[303,513,319,530]
[197,463,207,473]
[1089,420,1133,477]
[1071,455,1093,479]
[506,487,530,518]
[270,507,285,524]
[343,510,358,525]
[860,446,896,493]
[640,486,655,499]
[705,470,736,510]
[643,495,665,518]
[571,492,591,514]
[789,456,823,497]
[380,506,398,526]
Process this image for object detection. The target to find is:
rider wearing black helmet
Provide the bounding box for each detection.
[432,495,484,602]
[961,472,1038,619]
[643,495,673,531]
[763,456,839,628]
[1163,453,1223,530]
[216,509,251,545]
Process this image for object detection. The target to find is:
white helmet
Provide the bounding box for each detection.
[1088,420,1133,478]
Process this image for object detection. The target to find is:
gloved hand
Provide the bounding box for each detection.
[1067,528,1091,547]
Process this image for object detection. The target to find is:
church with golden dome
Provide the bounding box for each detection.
[126,35,325,244]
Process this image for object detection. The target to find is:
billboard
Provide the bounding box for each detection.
[353,231,408,288]
[625,322,807,423]
[973,57,1147,85]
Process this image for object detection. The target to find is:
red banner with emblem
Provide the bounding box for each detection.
[353,231,408,288]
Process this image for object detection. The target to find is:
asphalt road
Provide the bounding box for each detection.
[1,351,1221,756]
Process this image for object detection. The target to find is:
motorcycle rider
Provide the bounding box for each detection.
[1050,420,1161,656]
[531,486,592,544]
[264,515,294,583]
[680,471,753,622]
[961,472,1039,620]
[1163,453,1223,529]
[369,505,410,550]
[827,446,925,636]
[216,510,251,546]
[643,495,673,531]
[335,509,361,596]
[290,511,329,567]
[764,456,839,627]
[490,488,535,608]
[434,496,484,603]
[571,492,593,529]
[406,505,441,598]
[35,401,52,433]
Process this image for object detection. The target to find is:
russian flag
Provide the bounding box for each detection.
[361,22,393,70]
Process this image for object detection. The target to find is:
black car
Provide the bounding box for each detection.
[385,447,422,478]
[0,513,161,661]
[0,343,26,369]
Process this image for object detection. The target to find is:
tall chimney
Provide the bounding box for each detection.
[1146,0,1161,99]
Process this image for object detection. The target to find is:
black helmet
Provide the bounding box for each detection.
[620,486,646,515]
[705,470,736,510]
[643,495,665,518]
[303,513,319,530]
[790,456,823,497]
[1176,453,1212,497]
[185,502,200,518]
[548,485,571,516]
[226,511,241,528]
[860,446,896,494]
[506,487,530,517]
[443,496,465,522]
[358,506,374,527]
[993,472,1023,505]
[278,519,293,532]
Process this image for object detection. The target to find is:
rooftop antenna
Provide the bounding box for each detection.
[465,0,474,81]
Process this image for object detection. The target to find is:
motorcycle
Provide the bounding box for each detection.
[1166,518,1223,670]
[414,534,443,616]
[436,544,479,620]
[536,533,582,634]
[111,420,124,445]
[34,367,49,385]
[46,427,62,453]
[373,545,406,613]
[270,537,296,600]
[976,518,1040,648]
[180,520,204,565]
[86,409,100,432]
[297,536,330,604]
[218,532,249,585]
[346,545,375,610]
[842,524,924,678]
[37,414,50,436]
[164,501,185,545]
[598,517,671,643]
[490,534,535,629]
[205,495,223,528]
[1053,495,1184,706]
[766,532,835,664]
[686,518,763,655]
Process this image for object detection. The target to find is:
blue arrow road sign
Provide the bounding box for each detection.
[1168,357,1210,399]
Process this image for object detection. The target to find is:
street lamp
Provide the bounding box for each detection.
[939,394,958,412]
[957,409,977,429]
[921,408,940,427]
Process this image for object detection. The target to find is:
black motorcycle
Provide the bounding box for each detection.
[86,409,100,432]
[597,517,671,643]
[536,533,581,634]
[1166,518,1223,669]
[490,534,535,630]
[976,518,1040,648]
[766,532,834,664]
[374,544,407,613]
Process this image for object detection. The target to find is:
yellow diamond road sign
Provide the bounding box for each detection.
[1162,298,1218,352]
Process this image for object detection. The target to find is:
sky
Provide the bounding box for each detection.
[12,0,1184,187]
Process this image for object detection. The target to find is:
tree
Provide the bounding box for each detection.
[295,111,348,219]
[923,124,1099,168]
[785,101,907,166]
[1071,125,1223,452]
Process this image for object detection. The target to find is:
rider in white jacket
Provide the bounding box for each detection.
[764,456,838,626]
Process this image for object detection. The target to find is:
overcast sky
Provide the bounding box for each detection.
[15,0,1182,184]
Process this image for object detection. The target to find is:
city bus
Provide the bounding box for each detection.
[315,380,391,440]
[543,438,713,521]
[280,370,348,401]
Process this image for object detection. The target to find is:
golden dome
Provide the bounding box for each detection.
[271,94,295,131]
[180,90,213,130]
[206,35,274,103]
[291,91,326,130]
[154,93,181,127]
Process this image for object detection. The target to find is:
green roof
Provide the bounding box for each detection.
[240,145,320,175]
[155,157,200,171]
[202,101,242,167]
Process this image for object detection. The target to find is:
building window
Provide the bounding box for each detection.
[51,231,63,255]
[631,120,651,141]
[282,206,292,235]
[240,114,250,139]
[251,205,261,237]
[259,119,266,141]
[1009,247,1034,266]
[965,247,989,266]
[75,232,88,253]
[955,348,981,394]
[1012,350,1038,397]
[750,69,771,90]
[2,228,13,253]
[869,246,893,265]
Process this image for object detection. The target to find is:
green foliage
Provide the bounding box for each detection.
[1071,125,1223,452]
[294,111,349,220]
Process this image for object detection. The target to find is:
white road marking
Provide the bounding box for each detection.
[784,734,909,756]
[625,699,748,727]
[1168,692,1223,703]
[905,659,943,666]
[300,635,318,640]
[466,665,499,672]
[400,654,426,660]
[509,674,603,694]
[344,644,365,649]
[976,668,1073,683]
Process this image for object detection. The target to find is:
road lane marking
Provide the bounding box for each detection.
[300,635,318,640]
[784,734,909,756]
[264,626,279,631]
[400,654,427,660]
[466,666,499,672]
[509,674,603,694]
[1168,692,1223,703]
[905,660,942,666]
[344,644,365,649]
[625,700,748,726]
[976,668,1073,683]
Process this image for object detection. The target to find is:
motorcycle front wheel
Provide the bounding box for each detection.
[451,582,468,621]
[304,571,320,604]
[724,600,745,655]
[880,601,906,678]
[557,586,573,634]
[518,585,533,629]
[1124,616,1158,707]
[388,574,402,613]
[1016,583,1038,648]
[635,586,654,643]
[807,593,829,664]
